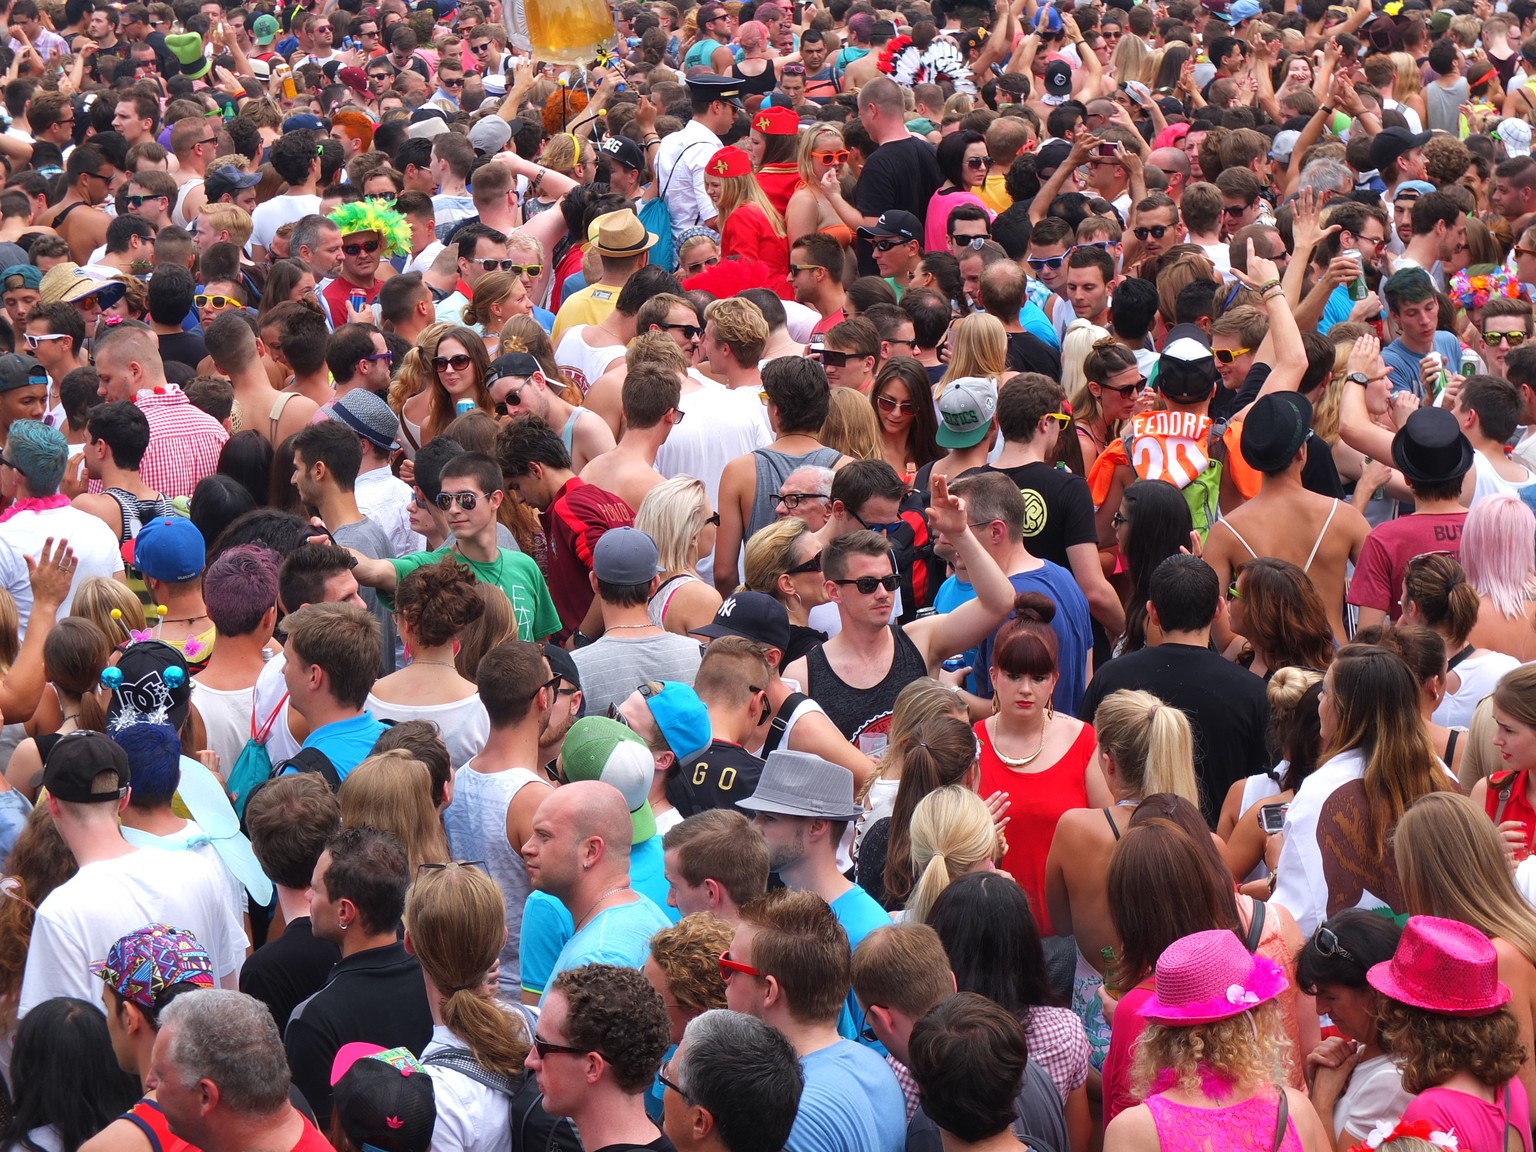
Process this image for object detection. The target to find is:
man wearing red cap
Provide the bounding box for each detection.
[751,105,801,218]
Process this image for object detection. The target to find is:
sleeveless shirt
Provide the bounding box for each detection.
[443,763,544,993]
[749,445,842,539]
[805,625,926,756]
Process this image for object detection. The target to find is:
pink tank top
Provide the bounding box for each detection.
[1145,1089,1302,1152]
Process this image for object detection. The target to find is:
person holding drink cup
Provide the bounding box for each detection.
[1472,665,1536,863]
[319,201,411,328]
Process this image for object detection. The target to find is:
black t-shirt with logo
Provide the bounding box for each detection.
[965,461,1096,570]
[667,739,765,819]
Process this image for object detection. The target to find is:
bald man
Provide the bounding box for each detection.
[1147,147,1191,203]
[521,779,672,1003]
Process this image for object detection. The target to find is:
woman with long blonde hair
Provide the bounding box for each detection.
[742,517,829,667]
[905,785,999,925]
[394,325,494,454]
[785,123,855,251]
[819,387,883,460]
[635,477,722,637]
[703,146,790,292]
[1112,34,1157,86]
[1391,52,1427,123]
[936,312,1007,395]
[70,576,143,643]
[338,750,450,874]
[404,861,532,1152]
[859,678,967,821]
[1046,688,1199,1071]
[6,618,112,800]
[1395,790,1536,1109]
[1062,320,1111,408]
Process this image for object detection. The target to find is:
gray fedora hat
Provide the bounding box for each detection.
[738,750,863,821]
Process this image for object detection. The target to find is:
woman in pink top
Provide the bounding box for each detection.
[1368,915,1533,1152]
[1103,928,1330,1152]
[924,130,996,253]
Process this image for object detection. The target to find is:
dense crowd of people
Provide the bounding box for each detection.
[5,0,1536,1150]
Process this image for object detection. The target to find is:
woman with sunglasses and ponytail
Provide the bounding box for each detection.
[1070,338,1141,467]
[404,860,574,1152]
[702,146,791,298]
[395,324,494,454]
[786,124,856,251]
[925,131,995,253]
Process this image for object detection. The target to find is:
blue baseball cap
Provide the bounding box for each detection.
[1219,0,1262,22]
[1034,6,1064,32]
[132,515,205,583]
[640,682,711,763]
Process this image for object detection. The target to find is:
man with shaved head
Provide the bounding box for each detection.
[1147,147,1191,203]
[521,778,671,1002]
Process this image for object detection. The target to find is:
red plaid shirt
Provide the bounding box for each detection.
[135,386,229,499]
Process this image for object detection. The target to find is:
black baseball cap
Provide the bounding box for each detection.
[692,591,791,652]
[43,731,131,804]
[857,210,921,242]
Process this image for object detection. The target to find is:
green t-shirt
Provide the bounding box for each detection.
[387,547,560,642]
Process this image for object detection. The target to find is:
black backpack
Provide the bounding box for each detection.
[421,1045,583,1152]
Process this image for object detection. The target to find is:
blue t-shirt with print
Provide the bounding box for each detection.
[1382,330,1462,397]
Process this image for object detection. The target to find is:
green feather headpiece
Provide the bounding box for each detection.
[327,201,411,258]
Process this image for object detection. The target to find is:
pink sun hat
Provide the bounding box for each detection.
[1367,915,1511,1017]
[1138,929,1290,1026]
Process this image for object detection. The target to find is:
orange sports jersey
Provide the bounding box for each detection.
[1088,410,1260,506]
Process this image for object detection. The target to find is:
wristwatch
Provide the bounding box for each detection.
[1346,371,1371,387]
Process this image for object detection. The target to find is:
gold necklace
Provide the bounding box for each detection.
[991,719,1048,768]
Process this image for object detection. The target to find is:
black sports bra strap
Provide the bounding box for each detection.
[1102,807,1121,841]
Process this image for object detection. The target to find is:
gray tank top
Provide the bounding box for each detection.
[748,445,842,540]
[442,763,543,994]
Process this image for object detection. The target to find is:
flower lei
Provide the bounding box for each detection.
[327,201,412,259]
[1450,266,1523,312]
[1349,1118,1459,1152]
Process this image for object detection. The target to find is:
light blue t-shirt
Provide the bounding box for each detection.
[632,835,681,924]
[284,712,389,782]
[518,890,573,999]
[1019,301,1060,349]
[831,885,892,1044]
[788,1040,907,1152]
[540,893,672,1002]
[1382,330,1462,398]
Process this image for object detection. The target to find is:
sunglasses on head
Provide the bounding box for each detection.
[194,294,239,309]
[343,240,381,256]
[964,156,995,170]
[876,393,916,415]
[1213,346,1251,365]
[435,490,486,511]
[1485,330,1528,346]
[811,148,849,164]
[432,354,473,372]
[834,573,901,594]
[1133,224,1169,240]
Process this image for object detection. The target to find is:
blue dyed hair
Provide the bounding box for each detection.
[6,419,67,495]
[111,721,182,809]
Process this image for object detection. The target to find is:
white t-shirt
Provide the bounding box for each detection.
[422,1024,517,1152]
[554,325,626,395]
[252,650,302,765]
[191,680,256,782]
[1433,648,1520,729]
[0,503,123,616]
[355,466,423,556]
[18,845,247,1017]
[364,692,490,770]
[1332,1053,1413,1143]
[251,193,322,252]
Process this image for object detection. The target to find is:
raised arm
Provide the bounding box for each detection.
[907,475,1020,667]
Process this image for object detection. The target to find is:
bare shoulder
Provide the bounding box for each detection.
[1103,1104,1159,1151]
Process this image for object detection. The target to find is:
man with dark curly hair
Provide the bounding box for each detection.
[528,963,672,1151]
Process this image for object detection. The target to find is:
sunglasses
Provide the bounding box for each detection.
[417,859,487,874]
[1311,925,1355,963]
[816,350,861,368]
[23,333,67,350]
[1221,200,1256,217]
[435,490,487,511]
[949,233,989,249]
[359,350,394,366]
[834,573,901,594]
[1485,330,1529,346]
[684,255,720,274]
[343,240,382,256]
[195,294,240,309]
[781,63,806,75]
[788,262,823,275]
[365,193,397,205]
[441,76,465,88]
[964,156,995,170]
[531,1034,591,1060]
[125,194,165,208]
[432,354,474,372]
[1111,511,1129,527]
[658,1058,688,1098]
[857,1005,880,1044]
[1097,377,1145,398]
[1213,347,1251,365]
[771,491,829,510]
[1044,412,1072,427]
[508,264,543,277]
[1133,225,1169,240]
[471,41,492,51]
[876,394,916,415]
[84,170,115,184]
[663,323,703,340]
[718,950,763,980]
[870,238,911,252]
[1027,250,1073,271]
[475,259,519,272]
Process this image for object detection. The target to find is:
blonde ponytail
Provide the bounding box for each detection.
[904,787,998,925]
[1094,689,1200,809]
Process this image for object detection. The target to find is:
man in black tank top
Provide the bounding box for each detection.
[782,477,1021,757]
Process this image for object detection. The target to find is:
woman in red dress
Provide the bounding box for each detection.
[975,591,1111,935]
[703,145,792,299]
